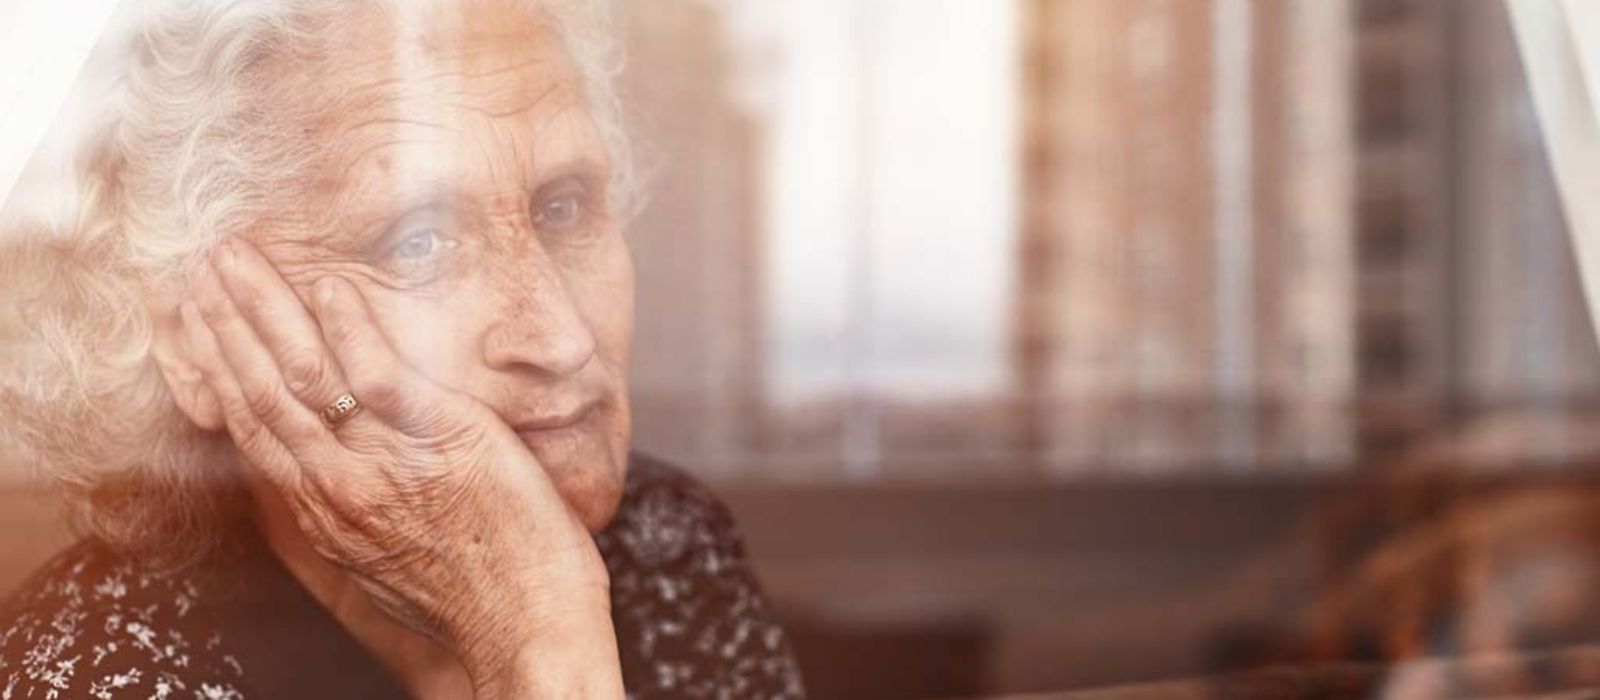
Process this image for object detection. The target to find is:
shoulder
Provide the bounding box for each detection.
[0,539,249,699]
[600,453,807,698]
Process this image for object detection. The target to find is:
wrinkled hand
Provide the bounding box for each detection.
[180,238,619,697]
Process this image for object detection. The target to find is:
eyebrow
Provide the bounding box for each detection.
[531,156,610,197]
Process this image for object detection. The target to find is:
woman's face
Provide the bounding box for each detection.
[243,0,633,531]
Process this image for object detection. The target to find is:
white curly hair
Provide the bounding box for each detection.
[0,0,635,568]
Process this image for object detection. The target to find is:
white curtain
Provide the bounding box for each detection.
[0,0,122,217]
[1509,0,1600,341]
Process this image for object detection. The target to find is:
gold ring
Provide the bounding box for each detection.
[321,393,361,427]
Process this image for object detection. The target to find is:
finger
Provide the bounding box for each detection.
[310,276,463,433]
[212,238,355,416]
[193,264,331,449]
[180,300,302,491]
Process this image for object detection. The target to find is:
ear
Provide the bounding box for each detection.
[150,309,227,432]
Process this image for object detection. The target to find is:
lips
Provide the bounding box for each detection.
[513,402,601,473]
[512,400,597,434]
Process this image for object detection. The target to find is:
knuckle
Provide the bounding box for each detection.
[195,294,232,323]
[231,286,267,317]
[318,489,386,538]
[281,350,331,397]
[290,510,324,543]
[352,373,404,409]
[327,322,362,351]
[231,418,276,457]
[239,374,289,422]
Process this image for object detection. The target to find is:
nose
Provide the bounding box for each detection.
[481,257,597,377]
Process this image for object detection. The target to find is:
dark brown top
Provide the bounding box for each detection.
[0,453,806,699]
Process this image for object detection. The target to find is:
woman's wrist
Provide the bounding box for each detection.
[460,580,622,699]
[469,620,624,699]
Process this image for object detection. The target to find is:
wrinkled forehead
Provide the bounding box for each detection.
[269,0,600,244]
[313,0,591,149]
[326,0,569,84]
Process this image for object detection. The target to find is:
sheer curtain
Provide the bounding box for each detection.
[1510,0,1600,340]
[0,0,122,221]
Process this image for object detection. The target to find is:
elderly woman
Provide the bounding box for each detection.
[0,0,804,697]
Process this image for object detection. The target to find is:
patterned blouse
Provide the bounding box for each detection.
[0,454,806,699]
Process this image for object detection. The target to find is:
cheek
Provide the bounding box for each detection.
[364,292,482,386]
[569,235,635,369]
[358,237,634,392]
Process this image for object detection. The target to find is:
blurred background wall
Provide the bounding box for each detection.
[623,0,1600,486]
[8,0,1600,698]
[612,0,1600,696]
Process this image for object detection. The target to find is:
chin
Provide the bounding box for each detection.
[518,403,630,533]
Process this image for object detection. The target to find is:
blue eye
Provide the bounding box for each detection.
[389,228,455,260]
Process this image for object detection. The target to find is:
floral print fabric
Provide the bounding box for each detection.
[0,455,805,699]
